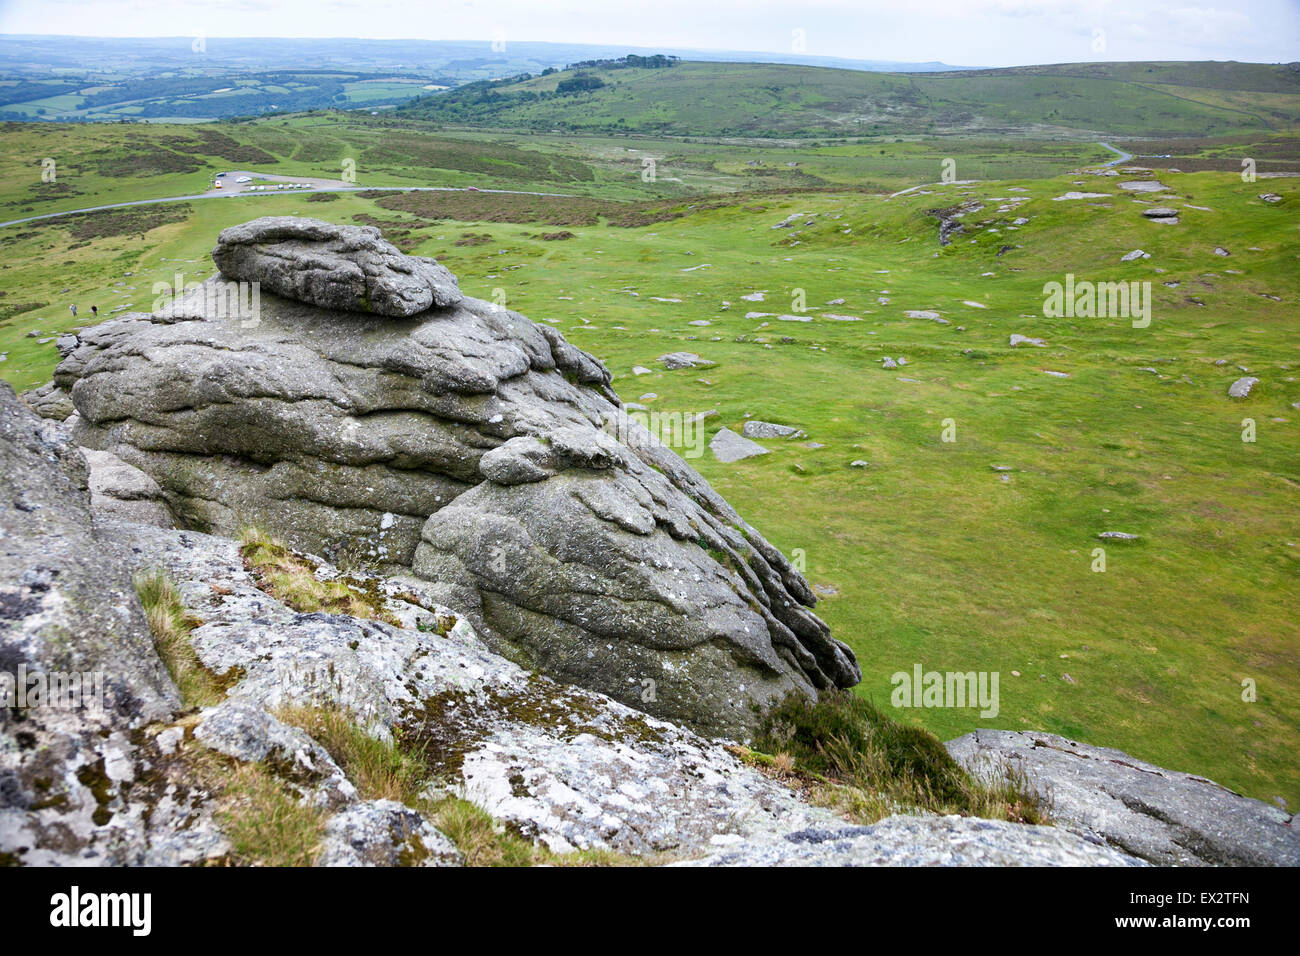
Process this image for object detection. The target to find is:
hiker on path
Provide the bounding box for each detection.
[69,304,76,317]
[90,305,98,318]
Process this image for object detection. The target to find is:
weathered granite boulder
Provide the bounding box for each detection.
[212,216,461,316]
[947,730,1300,866]
[49,217,859,737]
[20,381,75,421]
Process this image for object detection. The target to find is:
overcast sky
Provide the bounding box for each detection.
[1,0,1296,67]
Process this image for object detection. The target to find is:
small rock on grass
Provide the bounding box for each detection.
[1010,334,1046,347]
[709,427,770,462]
[1228,377,1259,399]
[742,421,805,440]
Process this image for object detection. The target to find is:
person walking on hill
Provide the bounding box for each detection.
[90,305,98,318]
[69,304,76,318]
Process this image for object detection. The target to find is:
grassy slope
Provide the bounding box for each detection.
[1,126,1297,809]
[399,60,1300,137]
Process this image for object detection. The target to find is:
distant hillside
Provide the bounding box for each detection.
[0,35,975,122]
[397,59,1300,138]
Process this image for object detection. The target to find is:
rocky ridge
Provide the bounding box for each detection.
[38,217,859,738]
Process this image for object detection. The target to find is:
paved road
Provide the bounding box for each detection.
[0,182,578,229]
[1097,142,1134,167]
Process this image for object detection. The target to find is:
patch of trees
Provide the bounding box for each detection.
[565,55,678,71]
[0,81,82,107]
[555,73,605,94]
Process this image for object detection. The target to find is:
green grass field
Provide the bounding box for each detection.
[1,112,1296,810]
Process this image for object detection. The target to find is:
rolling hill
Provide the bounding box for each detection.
[397,59,1300,138]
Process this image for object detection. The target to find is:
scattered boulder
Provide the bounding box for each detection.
[1228,376,1259,399]
[659,351,715,370]
[1214,246,1231,257]
[709,426,770,463]
[318,801,462,867]
[742,421,805,440]
[1097,531,1139,541]
[21,381,75,420]
[1009,334,1046,347]
[1118,181,1170,193]
[1120,249,1150,261]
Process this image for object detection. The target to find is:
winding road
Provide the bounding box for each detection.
[1097,141,1134,166]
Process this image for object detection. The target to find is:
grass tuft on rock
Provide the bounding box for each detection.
[754,690,1050,825]
[133,568,226,708]
[277,705,426,805]
[217,762,328,867]
[238,526,403,627]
